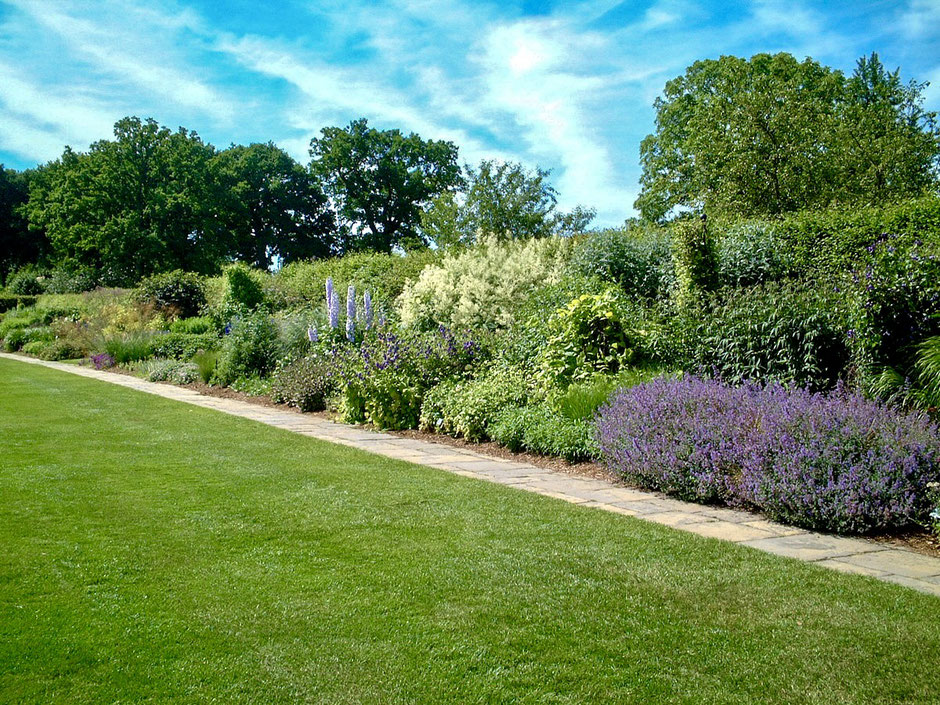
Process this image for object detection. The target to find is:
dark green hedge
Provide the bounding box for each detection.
[0,294,38,312]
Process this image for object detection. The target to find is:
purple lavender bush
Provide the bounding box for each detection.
[596,376,940,534]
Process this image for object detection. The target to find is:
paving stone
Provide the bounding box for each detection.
[686,521,777,542]
[740,534,885,562]
[837,549,940,579]
[607,499,676,515]
[880,574,940,597]
[816,559,889,577]
[643,511,718,528]
[741,520,807,537]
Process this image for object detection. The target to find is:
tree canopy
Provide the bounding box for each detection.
[421,160,595,248]
[0,165,40,280]
[636,52,940,221]
[309,118,461,253]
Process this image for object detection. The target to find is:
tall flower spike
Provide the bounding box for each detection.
[307,325,318,343]
[325,278,336,328]
[329,290,340,329]
[363,291,373,330]
[346,284,356,342]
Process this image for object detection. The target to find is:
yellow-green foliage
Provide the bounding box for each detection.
[538,287,636,389]
[398,236,574,330]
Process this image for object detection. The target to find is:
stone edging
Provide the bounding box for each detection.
[3,351,939,597]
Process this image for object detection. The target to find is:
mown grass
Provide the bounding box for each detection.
[1,357,939,704]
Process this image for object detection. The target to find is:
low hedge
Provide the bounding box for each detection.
[0,294,38,312]
[149,332,221,360]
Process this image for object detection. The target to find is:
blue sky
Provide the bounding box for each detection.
[1,0,938,226]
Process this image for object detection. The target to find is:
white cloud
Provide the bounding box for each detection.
[900,0,940,38]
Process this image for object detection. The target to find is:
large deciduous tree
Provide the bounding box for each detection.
[212,143,336,268]
[309,118,461,253]
[0,165,44,279]
[421,160,595,248]
[27,117,224,285]
[635,52,940,221]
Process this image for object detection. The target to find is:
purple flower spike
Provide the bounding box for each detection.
[325,277,334,308]
[346,284,356,342]
[307,325,318,343]
[328,290,340,329]
[364,291,373,330]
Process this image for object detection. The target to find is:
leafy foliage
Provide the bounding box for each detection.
[490,405,598,462]
[636,52,939,221]
[271,355,336,412]
[214,312,280,386]
[135,269,206,318]
[567,225,674,300]
[309,118,461,253]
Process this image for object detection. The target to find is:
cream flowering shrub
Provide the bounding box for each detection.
[398,235,574,330]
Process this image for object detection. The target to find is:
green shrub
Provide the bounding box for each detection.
[214,312,280,386]
[142,358,199,384]
[849,234,940,383]
[675,280,850,390]
[192,350,218,384]
[149,332,220,360]
[568,225,674,300]
[229,376,272,397]
[271,355,335,411]
[3,326,53,352]
[419,364,535,441]
[6,266,47,295]
[44,266,97,294]
[398,235,574,330]
[135,270,206,318]
[272,250,440,310]
[18,338,82,360]
[104,333,155,365]
[490,405,598,462]
[716,221,794,288]
[0,294,38,312]
[777,196,940,279]
[672,218,718,309]
[169,316,215,334]
[538,287,640,389]
[223,263,266,310]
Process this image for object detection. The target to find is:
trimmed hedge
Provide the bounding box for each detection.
[0,294,38,312]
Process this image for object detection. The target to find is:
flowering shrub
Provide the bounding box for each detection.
[143,358,199,385]
[596,376,940,533]
[398,235,573,330]
[334,326,480,429]
[271,355,336,412]
[90,352,115,370]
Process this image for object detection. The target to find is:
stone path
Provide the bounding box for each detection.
[4,351,940,597]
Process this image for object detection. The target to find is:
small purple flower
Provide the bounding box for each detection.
[307,325,318,343]
[224,323,232,335]
[346,284,356,342]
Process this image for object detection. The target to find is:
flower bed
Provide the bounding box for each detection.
[596,376,940,534]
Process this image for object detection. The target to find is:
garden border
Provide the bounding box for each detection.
[4,351,939,597]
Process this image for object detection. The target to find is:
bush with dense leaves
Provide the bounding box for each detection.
[271,355,336,412]
[490,405,598,462]
[398,235,573,330]
[715,221,795,288]
[135,270,206,318]
[214,312,280,386]
[44,266,98,294]
[0,294,38,312]
[567,226,674,300]
[3,326,52,352]
[656,280,850,390]
[169,316,216,334]
[20,338,83,360]
[538,287,641,389]
[597,376,940,534]
[272,250,440,311]
[149,331,220,360]
[6,266,46,295]
[849,233,940,384]
[776,196,940,279]
[334,327,480,429]
[419,364,535,441]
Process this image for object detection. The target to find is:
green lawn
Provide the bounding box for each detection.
[1,358,939,704]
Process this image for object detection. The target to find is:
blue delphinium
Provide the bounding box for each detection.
[326,278,339,329]
[363,291,373,330]
[346,284,356,342]
[307,325,318,343]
